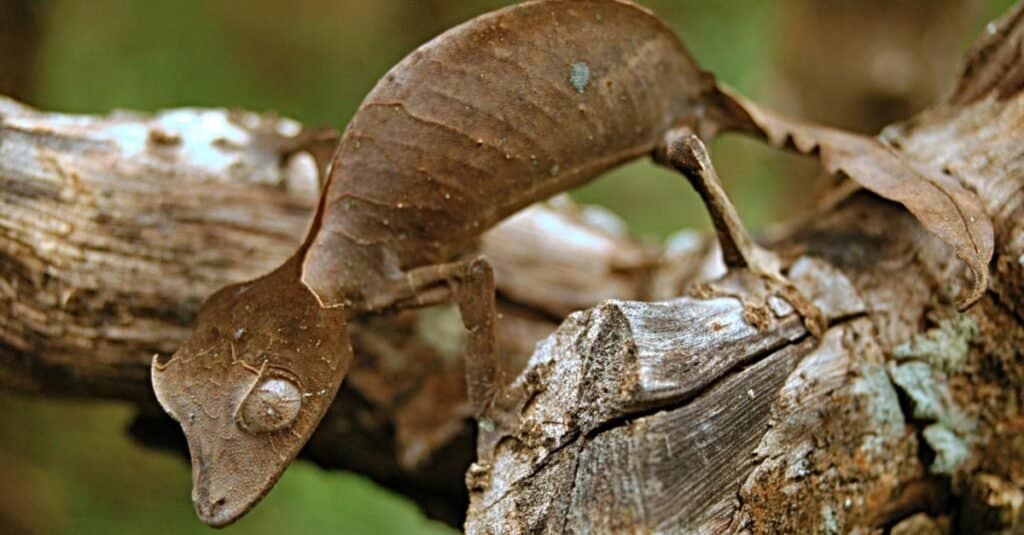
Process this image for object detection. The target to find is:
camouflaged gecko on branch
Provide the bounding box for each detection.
[150,0,994,527]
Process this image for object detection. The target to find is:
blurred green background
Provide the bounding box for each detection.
[0,0,1016,533]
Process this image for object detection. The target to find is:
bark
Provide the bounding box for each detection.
[3,4,1024,533]
[466,4,1024,532]
[0,96,672,525]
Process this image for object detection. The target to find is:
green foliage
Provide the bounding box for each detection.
[0,392,451,534]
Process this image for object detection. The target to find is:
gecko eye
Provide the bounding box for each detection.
[238,377,303,433]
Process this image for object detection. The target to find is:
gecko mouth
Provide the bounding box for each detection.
[194,495,234,528]
[193,488,255,529]
[184,428,284,528]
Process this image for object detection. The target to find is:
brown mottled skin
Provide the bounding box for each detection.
[151,0,759,527]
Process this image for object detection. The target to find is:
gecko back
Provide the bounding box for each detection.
[302,0,723,308]
[153,0,765,528]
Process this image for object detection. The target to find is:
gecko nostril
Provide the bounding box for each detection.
[199,496,227,516]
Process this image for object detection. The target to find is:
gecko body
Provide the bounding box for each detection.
[152,0,776,526]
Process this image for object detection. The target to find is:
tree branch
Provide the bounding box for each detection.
[3,3,1024,531]
[0,96,680,524]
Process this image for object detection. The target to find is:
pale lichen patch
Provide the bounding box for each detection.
[889,361,946,420]
[892,314,979,373]
[819,503,841,535]
[888,360,975,475]
[851,363,904,456]
[569,62,591,94]
[923,423,969,474]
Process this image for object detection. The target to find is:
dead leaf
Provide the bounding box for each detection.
[719,88,994,309]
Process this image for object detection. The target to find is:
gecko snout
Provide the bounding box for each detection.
[186,437,233,527]
[194,494,233,528]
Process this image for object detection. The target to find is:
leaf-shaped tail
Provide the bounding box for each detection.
[713,86,994,309]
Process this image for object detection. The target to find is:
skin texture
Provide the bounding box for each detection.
[299,0,721,308]
[152,1,733,526]
[151,0,992,527]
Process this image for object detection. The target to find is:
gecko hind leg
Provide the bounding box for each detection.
[655,128,827,337]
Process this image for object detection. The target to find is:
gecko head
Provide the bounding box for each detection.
[151,255,352,527]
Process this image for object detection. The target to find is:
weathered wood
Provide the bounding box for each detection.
[0,96,667,398]
[0,99,318,398]
[0,95,670,524]
[2,3,1024,532]
[465,3,1024,532]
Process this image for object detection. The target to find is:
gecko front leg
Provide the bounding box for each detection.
[447,258,518,478]
[380,257,507,462]
[656,128,827,338]
[449,258,499,421]
[371,257,501,418]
